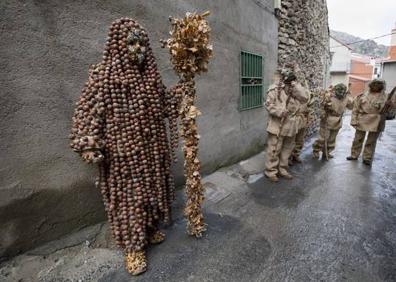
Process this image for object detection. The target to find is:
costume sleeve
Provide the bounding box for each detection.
[390,93,396,109]
[346,94,354,110]
[351,95,362,126]
[265,88,285,118]
[156,69,183,120]
[69,68,106,154]
[291,82,309,103]
[319,91,330,118]
[163,83,183,119]
[320,91,330,109]
[330,95,349,116]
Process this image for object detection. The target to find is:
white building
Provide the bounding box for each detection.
[381,22,396,91]
[373,58,383,79]
[329,36,352,86]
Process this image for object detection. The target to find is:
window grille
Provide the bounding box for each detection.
[240,51,264,111]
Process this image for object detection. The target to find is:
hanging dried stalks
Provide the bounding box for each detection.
[162,11,213,237]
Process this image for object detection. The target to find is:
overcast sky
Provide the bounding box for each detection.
[327,0,396,46]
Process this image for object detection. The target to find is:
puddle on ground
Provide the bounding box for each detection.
[247,173,263,184]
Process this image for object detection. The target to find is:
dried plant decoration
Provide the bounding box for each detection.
[125,251,147,275]
[162,11,213,79]
[162,11,213,237]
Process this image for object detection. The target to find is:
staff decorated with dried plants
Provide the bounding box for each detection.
[162,11,213,237]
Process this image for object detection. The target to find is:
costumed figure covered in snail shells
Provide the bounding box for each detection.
[69,18,181,275]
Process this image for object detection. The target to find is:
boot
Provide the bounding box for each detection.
[346,156,358,161]
[322,153,334,160]
[279,172,293,180]
[363,159,372,166]
[293,155,302,163]
[125,251,147,275]
[265,174,279,182]
[149,230,165,244]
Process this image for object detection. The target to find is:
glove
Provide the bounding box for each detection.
[81,150,104,164]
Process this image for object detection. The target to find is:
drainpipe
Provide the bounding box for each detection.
[274,0,281,17]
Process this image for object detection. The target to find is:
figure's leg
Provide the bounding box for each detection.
[265,133,283,181]
[362,132,379,165]
[125,250,147,275]
[327,128,340,156]
[348,130,366,160]
[148,228,166,244]
[312,126,325,158]
[279,135,295,179]
[292,127,306,162]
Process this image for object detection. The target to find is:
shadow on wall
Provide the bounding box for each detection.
[0,180,105,261]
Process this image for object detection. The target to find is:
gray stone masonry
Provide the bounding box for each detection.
[278,0,331,136]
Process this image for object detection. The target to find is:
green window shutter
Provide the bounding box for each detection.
[239,51,264,111]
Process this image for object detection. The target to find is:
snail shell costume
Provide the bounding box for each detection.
[70,18,180,274]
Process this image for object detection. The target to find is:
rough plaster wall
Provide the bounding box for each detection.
[278,0,331,136]
[0,0,278,258]
[330,73,349,87]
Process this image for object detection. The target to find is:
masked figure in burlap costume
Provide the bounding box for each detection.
[312,83,353,159]
[346,79,392,165]
[290,85,311,164]
[264,69,309,182]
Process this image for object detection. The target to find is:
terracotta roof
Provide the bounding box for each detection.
[375,57,387,63]
[351,54,371,63]
[330,70,348,74]
[349,74,371,82]
[382,59,396,64]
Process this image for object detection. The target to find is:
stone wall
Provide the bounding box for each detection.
[278,0,331,135]
[0,0,278,259]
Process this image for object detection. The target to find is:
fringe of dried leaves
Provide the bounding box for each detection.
[125,251,147,276]
[179,81,206,237]
[162,11,213,237]
[162,11,212,79]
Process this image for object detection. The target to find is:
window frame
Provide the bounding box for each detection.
[239,50,264,111]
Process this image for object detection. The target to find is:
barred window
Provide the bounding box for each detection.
[240,51,264,111]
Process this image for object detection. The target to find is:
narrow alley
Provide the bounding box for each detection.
[105,116,396,281]
[2,116,395,282]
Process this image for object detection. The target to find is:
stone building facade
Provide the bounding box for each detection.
[278,0,331,135]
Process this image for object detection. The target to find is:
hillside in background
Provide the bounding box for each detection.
[331,30,389,58]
